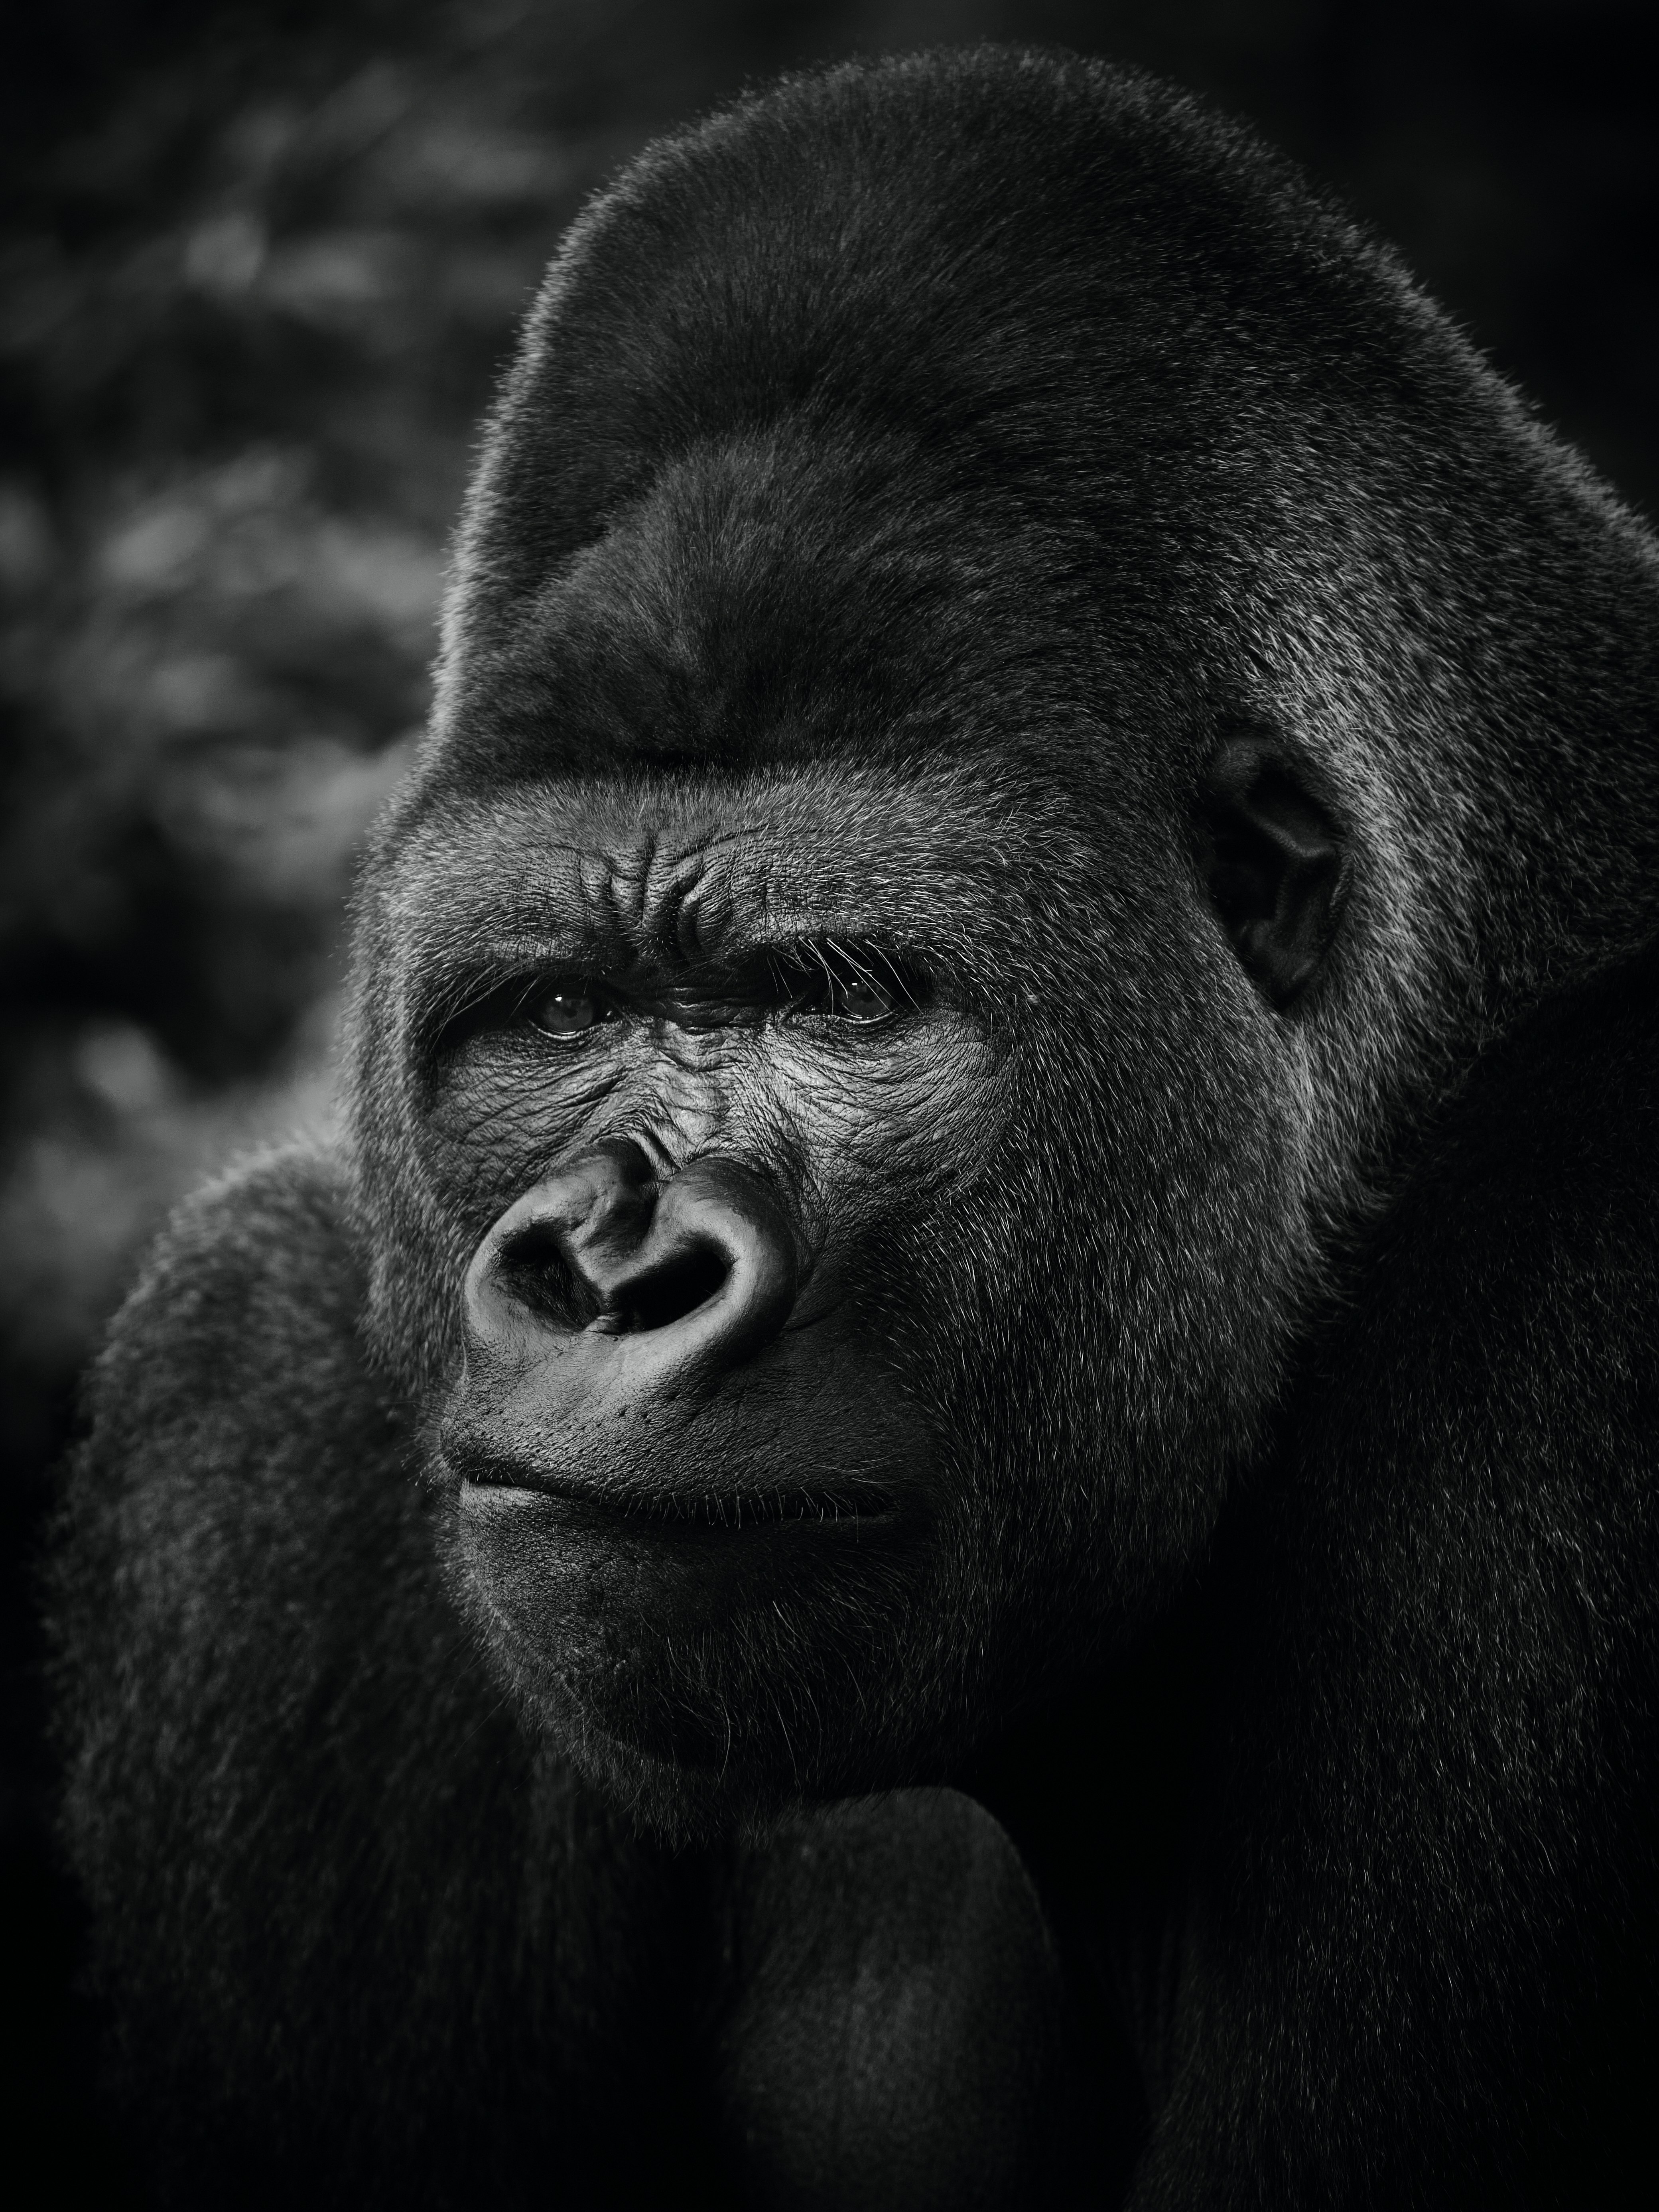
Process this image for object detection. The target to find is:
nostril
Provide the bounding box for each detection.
[490,1220,733,1338]
[468,1152,796,1378]
[496,1222,602,1330]
[601,1241,731,1335]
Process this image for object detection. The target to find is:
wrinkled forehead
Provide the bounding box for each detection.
[379,761,1091,967]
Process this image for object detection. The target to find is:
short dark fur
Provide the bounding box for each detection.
[52,47,1659,2208]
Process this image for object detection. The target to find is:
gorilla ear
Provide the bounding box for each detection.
[1196,733,1348,1008]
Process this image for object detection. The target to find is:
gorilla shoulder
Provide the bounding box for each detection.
[69,1147,372,1476]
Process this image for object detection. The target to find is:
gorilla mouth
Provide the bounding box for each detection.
[615,1484,896,1526]
[468,1475,899,1528]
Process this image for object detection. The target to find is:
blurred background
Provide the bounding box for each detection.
[2,0,1654,2187]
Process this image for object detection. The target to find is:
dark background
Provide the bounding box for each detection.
[2,0,1654,2192]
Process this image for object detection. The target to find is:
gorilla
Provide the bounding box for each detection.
[51,45,1659,2211]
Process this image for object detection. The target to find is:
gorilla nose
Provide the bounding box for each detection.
[462,1142,799,1401]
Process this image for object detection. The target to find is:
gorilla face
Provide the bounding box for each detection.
[361,736,1332,1833]
[342,57,1382,1831]
[427,772,1003,1814]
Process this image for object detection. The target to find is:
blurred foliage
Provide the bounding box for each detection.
[0,0,1654,2181]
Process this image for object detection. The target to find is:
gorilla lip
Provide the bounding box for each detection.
[456,1470,900,1529]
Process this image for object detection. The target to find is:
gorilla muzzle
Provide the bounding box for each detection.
[443,1141,800,1493]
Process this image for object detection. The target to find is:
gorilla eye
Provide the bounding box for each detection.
[830,975,895,1022]
[530,988,607,1038]
[779,942,919,1025]
[764,940,926,1027]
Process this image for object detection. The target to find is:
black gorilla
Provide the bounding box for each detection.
[52,46,1659,2210]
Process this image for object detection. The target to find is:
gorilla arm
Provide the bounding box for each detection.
[1133,943,1659,2208]
[713,1790,1084,2212]
[51,1148,715,2207]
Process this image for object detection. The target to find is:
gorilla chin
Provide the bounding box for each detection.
[446,1478,945,1836]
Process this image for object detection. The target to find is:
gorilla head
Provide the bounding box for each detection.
[344,50,1659,1834]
